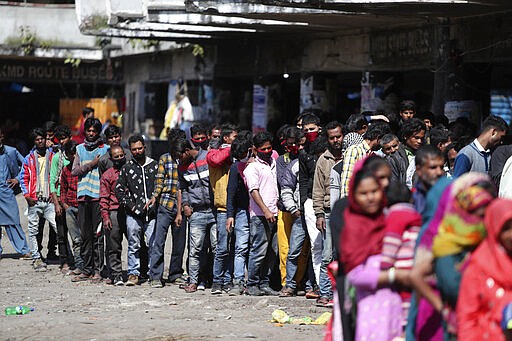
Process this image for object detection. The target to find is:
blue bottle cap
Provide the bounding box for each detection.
[501,303,512,330]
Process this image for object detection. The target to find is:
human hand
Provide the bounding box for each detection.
[316,217,326,232]
[6,178,18,188]
[226,217,234,233]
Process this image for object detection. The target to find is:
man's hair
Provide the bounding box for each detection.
[380,133,398,146]
[345,114,368,133]
[285,126,305,140]
[237,130,253,144]
[301,113,321,127]
[481,115,509,133]
[429,126,451,148]
[104,125,121,138]
[30,127,46,141]
[43,121,57,133]
[208,123,222,135]
[220,123,239,142]
[54,125,71,139]
[253,131,273,148]
[400,100,416,112]
[325,121,343,132]
[277,124,292,140]
[82,107,94,117]
[401,118,426,140]
[418,111,436,123]
[386,181,412,206]
[108,145,124,157]
[171,138,193,156]
[415,144,445,167]
[63,140,78,156]
[190,124,207,137]
[128,134,145,146]
[231,137,253,160]
[364,122,390,141]
[168,128,186,145]
[84,118,102,132]
[363,154,391,175]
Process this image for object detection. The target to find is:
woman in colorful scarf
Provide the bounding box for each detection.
[411,172,495,339]
[457,199,512,341]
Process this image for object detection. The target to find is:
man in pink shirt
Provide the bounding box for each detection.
[243,131,279,296]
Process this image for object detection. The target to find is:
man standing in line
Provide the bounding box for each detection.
[115,134,158,286]
[20,128,57,271]
[0,126,31,260]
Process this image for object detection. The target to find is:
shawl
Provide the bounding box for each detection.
[431,173,494,258]
[340,157,386,273]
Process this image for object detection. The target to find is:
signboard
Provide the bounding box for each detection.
[0,60,122,82]
[444,100,481,124]
[252,84,268,133]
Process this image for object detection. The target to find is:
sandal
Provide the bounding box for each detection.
[183,283,198,293]
[279,287,296,297]
[91,274,103,284]
[71,273,92,282]
[305,289,320,299]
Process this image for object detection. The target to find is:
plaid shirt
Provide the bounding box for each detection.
[60,164,78,208]
[152,153,179,210]
[340,140,371,198]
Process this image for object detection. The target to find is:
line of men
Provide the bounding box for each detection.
[1,101,509,307]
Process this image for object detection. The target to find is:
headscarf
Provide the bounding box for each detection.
[470,199,512,288]
[431,173,494,258]
[340,157,387,273]
[342,132,364,153]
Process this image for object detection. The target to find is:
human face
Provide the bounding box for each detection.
[211,129,221,139]
[437,136,452,153]
[489,129,506,149]
[405,130,425,150]
[107,133,121,147]
[499,219,512,257]
[400,110,415,121]
[447,148,457,171]
[423,119,433,131]
[110,146,125,161]
[192,133,207,143]
[34,135,46,150]
[354,177,383,215]
[382,139,399,155]
[296,119,303,130]
[327,127,343,152]
[303,123,319,134]
[46,131,55,142]
[416,156,445,187]
[373,164,392,190]
[58,136,71,146]
[223,131,238,145]
[130,141,145,160]
[85,127,99,141]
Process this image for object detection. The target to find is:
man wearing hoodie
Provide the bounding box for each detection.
[115,134,158,286]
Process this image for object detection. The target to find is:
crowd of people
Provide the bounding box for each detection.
[1,102,512,340]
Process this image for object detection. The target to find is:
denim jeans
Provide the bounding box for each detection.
[319,212,333,299]
[247,216,278,287]
[65,206,83,270]
[285,215,308,290]
[126,214,155,276]
[233,209,250,283]
[27,201,57,260]
[212,211,233,285]
[149,205,177,280]
[188,209,216,284]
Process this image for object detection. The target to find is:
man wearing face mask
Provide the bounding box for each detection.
[207,123,238,295]
[208,124,222,150]
[190,124,210,151]
[276,127,308,290]
[71,118,109,282]
[100,145,127,286]
[98,125,131,176]
[0,126,31,260]
[20,127,58,271]
[115,134,158,286]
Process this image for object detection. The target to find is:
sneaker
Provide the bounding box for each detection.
[183,283,198,293]
[149,279,163,288]
[114,275,125,286]
[316,297,334,308]
[211,283,223,295]
[126,275,139,286]
[20,253,32,260]
[33,259,47,272]
[245,285,264,296]
[233,282,245,295]
[223,283,236,296]
[197,282,206,291]
[279,287,296,297]
[168,275,188,285]
[259,285,279,296]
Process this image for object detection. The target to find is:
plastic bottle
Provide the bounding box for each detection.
[4,306,33,315]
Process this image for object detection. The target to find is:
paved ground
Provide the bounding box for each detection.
[0,195,328,340]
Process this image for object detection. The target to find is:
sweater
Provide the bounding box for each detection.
[72,143,109,199]
[453,140,491,177]
[178,148,213,210]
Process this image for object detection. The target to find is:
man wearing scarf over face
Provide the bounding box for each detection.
[71,118,109,282]
[20,127,57,271]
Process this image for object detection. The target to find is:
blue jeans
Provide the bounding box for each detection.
[149,205,177,280]
[27,201,57,260]
[285,215,309,290]
[65,206,83,270]
[247,216,278,287]
[233,209,250,283]
[126,215,155,276]
[188,209,216,284]
[319,213,333,299]
[213,211,233,285]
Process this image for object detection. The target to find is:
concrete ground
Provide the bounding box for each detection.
[0,195,328,340]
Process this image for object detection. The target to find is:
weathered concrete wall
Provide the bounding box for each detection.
[0,5,96,47]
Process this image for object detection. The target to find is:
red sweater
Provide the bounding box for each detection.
[99,167,120,221]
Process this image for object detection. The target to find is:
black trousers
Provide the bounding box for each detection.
[55,212,74,266]
[105,209,127,278]
[78,201,104,276]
